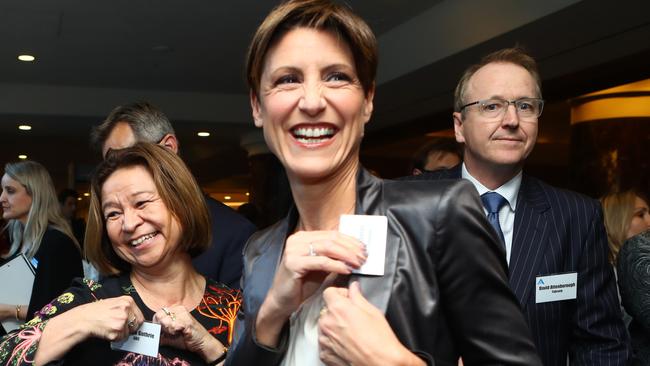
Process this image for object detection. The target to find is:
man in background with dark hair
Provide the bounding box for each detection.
[410,137,462,175]
[91,102,256,289]
[409,48,629,365]
[58,189,86,247]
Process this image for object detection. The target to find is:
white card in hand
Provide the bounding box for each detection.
[339,214,387,276]
[110,321,161,357]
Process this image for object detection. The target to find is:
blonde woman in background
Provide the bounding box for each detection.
[0,161,83,329]
[601,190,650,265]
[601,189,650,329]
[608,191,650,365]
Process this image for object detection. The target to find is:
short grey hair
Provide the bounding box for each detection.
[454,47,542,115]
[91,102,176,152]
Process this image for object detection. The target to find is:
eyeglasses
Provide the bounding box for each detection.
[460,98,544,119]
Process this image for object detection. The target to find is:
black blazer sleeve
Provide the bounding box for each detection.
[27,228,83,318]
[226,310,290,366]
[432,180,540,365]
[226,223,290,366]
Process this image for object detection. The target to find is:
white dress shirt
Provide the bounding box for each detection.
[461,163,522,265]
[280,288,326,366]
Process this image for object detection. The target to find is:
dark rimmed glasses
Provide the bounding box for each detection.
[460,98,544,120]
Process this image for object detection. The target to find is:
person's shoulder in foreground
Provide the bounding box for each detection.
[618,230,650,365]
[192,196,257,289]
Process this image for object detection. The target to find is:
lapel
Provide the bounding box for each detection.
[508,175,551,309]
[350,169,401,314]
[245,215,293,314]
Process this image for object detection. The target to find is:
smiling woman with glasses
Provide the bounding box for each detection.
[460,97,545,119]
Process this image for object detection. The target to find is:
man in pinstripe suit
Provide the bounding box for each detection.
[410,48,630,365]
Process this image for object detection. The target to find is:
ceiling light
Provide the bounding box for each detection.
[197,132,210,137]
[224,196,231,200]
[151,45,172,53]
[18,154,27,160]
[18,54,35,62]
[77,197,82,201]
[245,192,250,196]
[18,125,32,131]
[83,192,90,197]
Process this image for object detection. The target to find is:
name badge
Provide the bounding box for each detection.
[339,214,388,276]
[111,321,161,357]
[535,272,577,304]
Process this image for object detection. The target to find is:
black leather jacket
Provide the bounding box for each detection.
[227,168,541,366]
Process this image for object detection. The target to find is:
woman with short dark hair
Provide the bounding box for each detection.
[228,1,541,365]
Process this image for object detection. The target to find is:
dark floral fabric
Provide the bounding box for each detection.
[0,275,241,365]
[618,230,650,366]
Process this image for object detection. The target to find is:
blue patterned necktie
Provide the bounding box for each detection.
[481,192,507,247]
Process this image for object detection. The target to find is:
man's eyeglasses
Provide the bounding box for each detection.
[460,98,544,120]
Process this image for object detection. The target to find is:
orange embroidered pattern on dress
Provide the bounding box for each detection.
[197,284,242,345]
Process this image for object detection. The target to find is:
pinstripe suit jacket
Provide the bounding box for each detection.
[409,165,630,366]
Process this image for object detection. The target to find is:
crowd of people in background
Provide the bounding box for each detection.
[1,0,649,365]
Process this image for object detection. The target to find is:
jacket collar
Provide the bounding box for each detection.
[280,168,399,314]
[509,175,552,308]
[350,169,400,313]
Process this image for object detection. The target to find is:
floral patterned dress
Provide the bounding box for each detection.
[0,274,241,366]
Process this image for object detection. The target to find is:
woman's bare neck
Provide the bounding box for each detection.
[289,163,358,231]
[130,255,204,310]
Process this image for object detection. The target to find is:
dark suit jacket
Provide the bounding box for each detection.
[227,168,541,366]
[29,228,84,318]
[409,165,630,366]
[191,197,257,289]
[0,228,83,335]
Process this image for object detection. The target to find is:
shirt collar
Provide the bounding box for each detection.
[461,163,522,211]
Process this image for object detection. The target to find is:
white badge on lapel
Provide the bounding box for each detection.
[339,214,387,276]
[535,272,578,304]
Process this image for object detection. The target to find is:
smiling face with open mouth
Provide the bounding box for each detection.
[251,27,374,182]
[101,165,181,271]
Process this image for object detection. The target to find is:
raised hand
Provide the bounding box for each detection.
[81,295,144,341]
[153,305,227,363]
[256,230,366,347]
[34,295,145,365]
[268,231,366,317]
[318,282,424,366]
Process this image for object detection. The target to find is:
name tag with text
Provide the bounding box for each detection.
[111,321,161,357]
[535,272,577,303]
[339,214,387,276]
